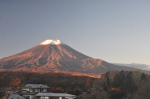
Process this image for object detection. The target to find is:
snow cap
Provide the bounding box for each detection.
[40,39,62,45]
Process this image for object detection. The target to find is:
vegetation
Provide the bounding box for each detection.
[0,71,95,98]
[1,70,150,99]
[83,70,150,99]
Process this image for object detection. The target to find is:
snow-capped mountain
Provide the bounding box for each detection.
[0,39,149,74]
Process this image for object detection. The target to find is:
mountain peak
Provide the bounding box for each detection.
[40,39,62,45]
[0,38,148,75]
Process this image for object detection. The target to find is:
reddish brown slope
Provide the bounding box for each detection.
[0,40,149,74]
[0,44,90,71]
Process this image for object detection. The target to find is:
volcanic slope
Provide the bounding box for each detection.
[0,39,149,74]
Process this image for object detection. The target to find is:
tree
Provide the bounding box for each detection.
[10,78,21,91]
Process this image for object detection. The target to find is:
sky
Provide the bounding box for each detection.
[0,0,150,65]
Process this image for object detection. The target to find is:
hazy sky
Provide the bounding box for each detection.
[0,0,150,65]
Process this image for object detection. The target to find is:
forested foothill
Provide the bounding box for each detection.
[0,71,95,98]
[1,70,150,99]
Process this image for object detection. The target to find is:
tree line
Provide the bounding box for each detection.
[0,71,95,98]
[1,70,150,99]
[82,70,150,99]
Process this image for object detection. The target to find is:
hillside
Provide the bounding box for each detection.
[0,39,149,75]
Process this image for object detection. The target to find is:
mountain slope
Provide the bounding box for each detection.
[0,39,149,74]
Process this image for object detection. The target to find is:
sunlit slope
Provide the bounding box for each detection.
[0,40,149,74]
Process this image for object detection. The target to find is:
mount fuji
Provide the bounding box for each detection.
[0,39,149,75]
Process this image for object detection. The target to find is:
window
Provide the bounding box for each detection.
[41,97,49,99]
[40,89,44,92]
[29,89,33,92]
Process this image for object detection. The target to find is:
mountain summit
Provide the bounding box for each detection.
[40,39,62,45]
[0,39,148,74]
[0,39,90,72]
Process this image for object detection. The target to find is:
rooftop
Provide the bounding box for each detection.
[36,93,76,97]
[23,84,49,88]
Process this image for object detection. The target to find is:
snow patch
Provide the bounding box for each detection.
[40,39,61,45]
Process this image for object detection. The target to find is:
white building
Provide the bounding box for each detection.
[22,84,49,93]
[35,93,76,99]
[9,84,49,99]
[8,84,76,99]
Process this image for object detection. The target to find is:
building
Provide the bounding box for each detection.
[8,94,25,99]
[9,84,49,99]
[8,84,76,99]
[21,84,49,93]
[17,84,49,99]
[35,93,76,99]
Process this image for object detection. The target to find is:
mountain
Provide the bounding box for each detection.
[0,39,149,75]
[113,63,150,71]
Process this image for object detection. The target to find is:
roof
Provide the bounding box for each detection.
[8,94,25,99]
[23,84,49,88]
[16,90,37,95]
[35,93,76,97]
